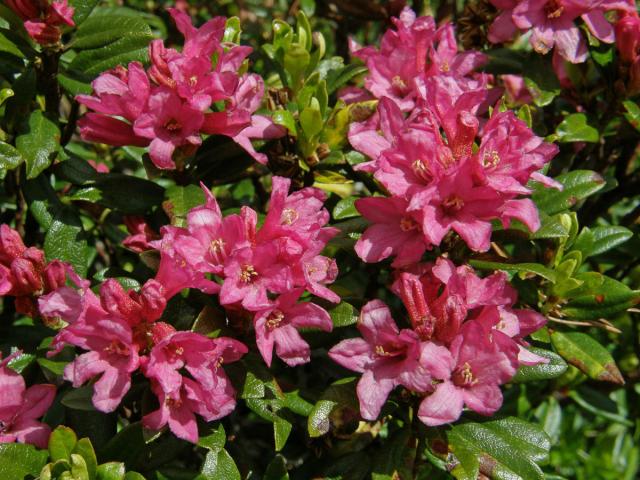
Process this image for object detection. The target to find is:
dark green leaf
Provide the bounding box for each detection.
[16,110,60,179]
[86,174,165,214]
[61,386,96,411]
[523,55,560,107]
[449,417,550,480]
[550,331,624,384]
[264,455,289,480]
[44,206,89,277]
[512,348,568,382]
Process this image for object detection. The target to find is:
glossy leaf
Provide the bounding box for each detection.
[532,170,606,215]
[16,110,60,179]
[0,443,49,480]
[449,417,551,480]
[550,331,624,384]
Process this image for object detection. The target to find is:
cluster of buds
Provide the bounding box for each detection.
[6,0,74,45]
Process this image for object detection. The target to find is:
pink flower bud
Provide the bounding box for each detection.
[100,279,141,322]
[43,260,67,292]
[0,225,26,264]
[139,279,166,322]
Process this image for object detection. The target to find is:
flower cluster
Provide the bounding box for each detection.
[0,225,68,318]
[153,176,338,367]
[488,0,634,64]
[39,271,247,444]
[330,257,547,425]
[77,8,285,170]
[347,8,559,263]
[6,0,74,45]
[0,175,339,446]
[0,353,55,448]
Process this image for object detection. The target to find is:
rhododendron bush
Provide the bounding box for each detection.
[0,0,639,479]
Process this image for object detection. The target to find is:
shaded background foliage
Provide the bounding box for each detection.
[0,0,639,479]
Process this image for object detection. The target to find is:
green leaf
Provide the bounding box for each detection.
[328,301,358,327]
[44,206,89,277]
[164,184,206,226]
[333,196,359,220]
[532,170,605,215]
[49,426,79,462]
[123,472,146,480]
[69,14,154,75]
[83,174,165,214]
[264,455,289,480]
[449,417,551,480]
[572,226,633,258]
[198,427,240,480]
[299,104,323,139]
[71,14,152,49]
[550,331,624,384]
[16,110,60,179]
[523,55,560,107]
[531,213,571,240]
[272,109,297,136]
[371,428,415,479]
[512,347,568,382]
[561,272,639,319]
[61,385,96,411]
[0,29,24,58]
[284,44,310,89]
[68,0,100,24]
[96,462,125,480]
[308,378,358,437]
[200,449,241,480]
[73,438,97,480]
[555,113,599,143]
[622,100,640,133]
[469,260,557,282]
[198,425,227,451]
[6,350,35,373]
[70,453,90,480]
[0,443,49,480]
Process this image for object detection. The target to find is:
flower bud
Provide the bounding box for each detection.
[0,225,26,265]
[43,260,68,292]
[139,279,167,322]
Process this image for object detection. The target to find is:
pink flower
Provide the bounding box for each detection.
[77,63,150,122]
[56,315,140,413]
[417,321,518,426]
[152,225,221,299]
[352,8,436,110]
[6,0,74,45]
[490,0,635,63]
[355,196,429,266]
[329,300,450,420]
[143,332,247,443]
[407,161,502,252]
[172,186,249,275]
[167,8,225,59]
[219,242,292,311]
[0,353,56,448]
[473,110,560,193]
[133,87,204,169]
[254,290,332,367]
[427,23,487,77]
